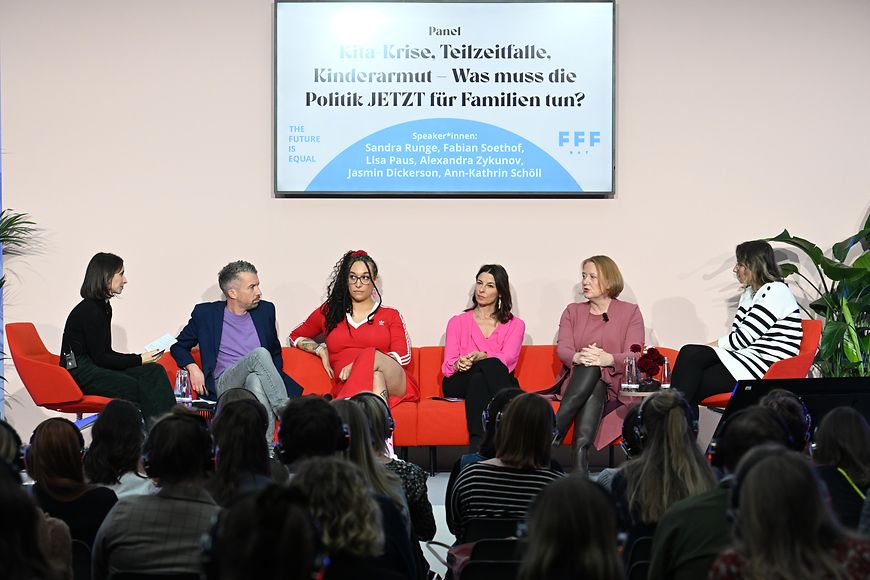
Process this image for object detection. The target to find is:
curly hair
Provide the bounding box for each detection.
[322,250,381,334]
[291,457,384,558]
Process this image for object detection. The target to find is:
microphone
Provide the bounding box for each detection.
[602,313,609,323]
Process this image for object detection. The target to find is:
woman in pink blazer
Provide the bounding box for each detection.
[553,255,644,472]
[442,264,525,451]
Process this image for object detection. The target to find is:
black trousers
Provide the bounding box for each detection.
[69,355,176,420]
[442,357,519,451]
[670,344,736,407]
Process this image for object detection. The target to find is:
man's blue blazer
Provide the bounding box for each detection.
[170,300,303,398]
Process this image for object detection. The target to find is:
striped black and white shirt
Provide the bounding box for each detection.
[448,462,564,542]
[715,281,803,380]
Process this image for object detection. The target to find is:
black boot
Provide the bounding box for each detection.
[554,366,602,443]
[571,380,606,475]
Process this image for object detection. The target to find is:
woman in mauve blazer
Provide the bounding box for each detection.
[553,255,644,472]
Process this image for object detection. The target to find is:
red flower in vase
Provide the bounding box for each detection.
[637,347,665,376]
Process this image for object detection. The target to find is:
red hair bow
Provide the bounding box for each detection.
[350,250,368,257]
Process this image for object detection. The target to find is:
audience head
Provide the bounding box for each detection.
[730,445,845,578]
[495,393,555,470]
[624,390,715,524]
[292,457,384,558]
[331,398,404,509]
[209,398,271,506]
[0,478,52,580]
[712,405,792,473]
[214,387,258,417]
[350,391,395,456]
[0,419,24,477]
[323,250,381,332]
[468,264,514,323]
[619,404,643,458]
[519,476,623,580]
[734,240,782,289]
[479,387,524,459]
[277,395,346,467]
[143,406,214,485]
[813,406,870,487]
[581,255,624,299]
[758,389,811,452]
[204,484,322,580]
[80,252,124,300]
[26,417,88,499]
[83,399,146,485]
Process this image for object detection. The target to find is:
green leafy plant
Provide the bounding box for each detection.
[768,215,870,377]
[0,209,36,288]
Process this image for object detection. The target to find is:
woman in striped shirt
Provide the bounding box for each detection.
[671,240,803,409]
[447,393,564,543]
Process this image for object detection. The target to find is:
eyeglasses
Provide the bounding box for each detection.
[348,274,372,285]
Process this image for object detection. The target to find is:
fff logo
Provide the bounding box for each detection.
[558,131,601,147]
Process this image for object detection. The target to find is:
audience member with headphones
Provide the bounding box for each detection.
[202,484,327,580]
[276,395,350,471]
[648,405,792,580]
[1,418,73,580]
[710,445,870,580]
[27,417,118,551]
[352,391,436,579]
[448,392,565,544]
[92,407,220,580]
[812,406,870,530]
[758,388,813,453]
[207,396,273,506]
[610,389,716,567]
[278,395,417,580]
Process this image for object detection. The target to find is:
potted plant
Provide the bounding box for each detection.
[0,208,36,288]
[767,215,870,378]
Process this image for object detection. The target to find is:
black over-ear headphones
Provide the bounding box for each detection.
[629,394,698,455]
[143,412,215,479]
[274,418,350,465]
[707,407,794,469]
[350,392,395,439]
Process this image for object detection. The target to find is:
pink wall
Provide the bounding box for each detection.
[2,0,869,434]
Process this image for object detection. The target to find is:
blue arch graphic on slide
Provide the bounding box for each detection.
[306,118,582,192]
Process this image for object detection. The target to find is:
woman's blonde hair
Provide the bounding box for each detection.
[623,390,716,523]
[291,457,384,558]
[582,255,624,298]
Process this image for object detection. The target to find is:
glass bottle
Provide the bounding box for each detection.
[660,357,671,389]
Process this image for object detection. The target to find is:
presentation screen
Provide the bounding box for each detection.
[275,1,614,197]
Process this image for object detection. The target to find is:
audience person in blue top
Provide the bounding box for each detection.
[27,418,118,551]
[83,399,155,498]
[61,252,175,421]
[92,407,220,580]
[710,445,870,580]
[812,407,870,530]
[670,240,802,410]
[204,484,324,580]
[610,390,715,566]
[207,397,273,506]
[519,476,623,580]
[171,260,303,445]
[648,405,792,580]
